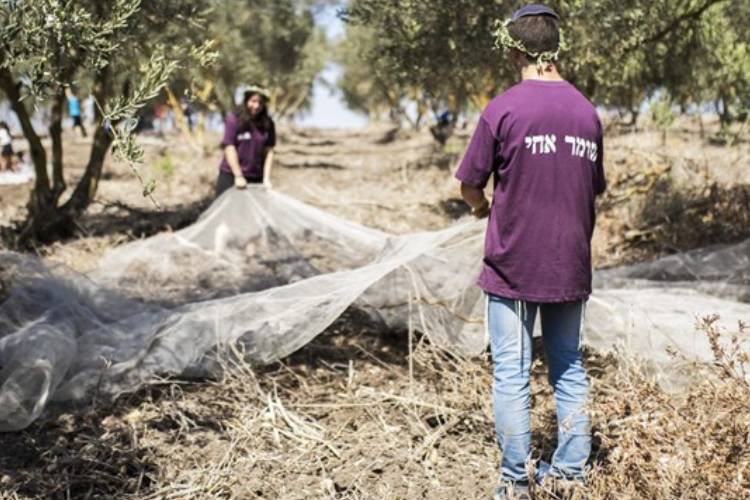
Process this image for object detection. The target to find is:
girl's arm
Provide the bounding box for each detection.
[224,145,247,188]
[263,148,275,188]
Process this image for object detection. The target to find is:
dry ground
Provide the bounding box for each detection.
[0,117,749,499]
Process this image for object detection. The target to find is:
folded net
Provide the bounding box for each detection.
[1,187,748,430]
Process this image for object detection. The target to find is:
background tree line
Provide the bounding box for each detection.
[338,0,750,129]
[3,0,749,243]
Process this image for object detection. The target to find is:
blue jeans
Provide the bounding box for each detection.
[487,294,591,483]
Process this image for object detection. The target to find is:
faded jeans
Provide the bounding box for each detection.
[487,293,591,483]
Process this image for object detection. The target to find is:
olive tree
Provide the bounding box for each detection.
[0,0,213,242]
[204,0,328,118]
[341,0,742,125]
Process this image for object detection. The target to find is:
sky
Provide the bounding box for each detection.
[293,4,369,129]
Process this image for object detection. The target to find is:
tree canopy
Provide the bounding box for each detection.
[340,0,750,124]
[202,0,328,117]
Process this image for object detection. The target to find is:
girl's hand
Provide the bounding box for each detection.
[264,178,273,190]
[234,176,248,189]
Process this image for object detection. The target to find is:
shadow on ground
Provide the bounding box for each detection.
[622,181,750,256]
[1,196,213,252]
[0,307,614,498]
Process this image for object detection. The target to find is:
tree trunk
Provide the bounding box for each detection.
[63,126,113,213]
[49,90,67,199]
[718,93,732,127]
[12,66,112,242]
[0,68,50,200]
[629,109,640,127]
[279,85,313,121]
[0,69,73,243]
[63,67,112,214]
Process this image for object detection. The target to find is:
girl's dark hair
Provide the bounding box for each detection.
[508,15,560,59]
[235,90,273,133]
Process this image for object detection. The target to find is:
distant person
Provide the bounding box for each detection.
[0,122,15,172]
[430,109,455,145]
[153,103,169,137]
[455,4,606,498]
[15,151,29,170]
[65,88,87,138]
[216,85,276,196]
[182,98,195,133]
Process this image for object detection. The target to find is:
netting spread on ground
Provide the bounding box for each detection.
[1,187,749,431]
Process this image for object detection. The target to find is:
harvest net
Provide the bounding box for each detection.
[1,187,748,431]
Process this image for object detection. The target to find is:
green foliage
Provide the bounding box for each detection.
[650,93,676,144]
[341,0,750,123]
[0,0,141,99]
[492,17,567,71]
[156,155,176,177]
[205,0,328,117]
[342,0,511,116]
[650,95,676,129]
[335,24,403,120]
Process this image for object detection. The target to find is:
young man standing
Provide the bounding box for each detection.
[455,4,606,498]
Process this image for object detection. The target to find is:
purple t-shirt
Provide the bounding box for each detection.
[456,80,606,303]
[219,112,276,179]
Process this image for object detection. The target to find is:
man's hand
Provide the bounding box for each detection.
[460,183,490,219]
[471,198,490,219]
[234,175,248,189]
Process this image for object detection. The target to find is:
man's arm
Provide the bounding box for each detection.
[460,183,490,218]
[455,116,496,218]
[594,133,606,196]
[224,145,247,188]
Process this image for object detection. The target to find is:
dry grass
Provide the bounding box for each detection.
[1,312,748,499]
[1,123,749,499]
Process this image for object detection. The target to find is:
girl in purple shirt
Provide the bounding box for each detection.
[216,86,276,196]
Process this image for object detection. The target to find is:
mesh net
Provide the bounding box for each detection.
[1,187,748,431]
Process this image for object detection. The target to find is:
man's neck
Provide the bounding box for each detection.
[520,64,564,82]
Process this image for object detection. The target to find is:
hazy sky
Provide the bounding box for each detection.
[294,4,369,129]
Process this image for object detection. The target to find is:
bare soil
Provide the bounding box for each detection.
[0,118,749,499]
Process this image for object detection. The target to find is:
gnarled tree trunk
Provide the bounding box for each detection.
[0,67,113,243]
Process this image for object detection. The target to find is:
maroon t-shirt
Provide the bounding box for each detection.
[456,79,606,303]
[219,112,276,180]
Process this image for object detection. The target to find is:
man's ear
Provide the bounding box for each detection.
[509,48,525,70]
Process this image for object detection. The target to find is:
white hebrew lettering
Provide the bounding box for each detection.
[562,135,598,161]
[565,136,576,155]
[576,137,586,157]
[532,135,544,154]
[544,134,556,154]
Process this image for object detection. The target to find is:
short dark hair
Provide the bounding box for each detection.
[508,15,560,59]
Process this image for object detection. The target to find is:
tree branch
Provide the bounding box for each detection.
[626,0,729,55]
